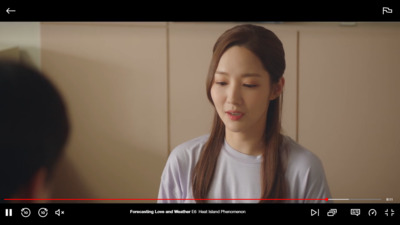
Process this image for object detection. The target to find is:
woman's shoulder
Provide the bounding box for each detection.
[282,135,325,174]
[168,134,210,162]
[282,135,331,200]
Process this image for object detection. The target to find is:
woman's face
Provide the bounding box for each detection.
[211,46,280,136]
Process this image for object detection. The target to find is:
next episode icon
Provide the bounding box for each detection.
[311,209,319,216]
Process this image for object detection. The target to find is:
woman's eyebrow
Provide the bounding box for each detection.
[242,73,261,78]
[215,71,261,78]
[215,71,229,76]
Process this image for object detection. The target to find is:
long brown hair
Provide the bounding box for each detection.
[192,24,287,203]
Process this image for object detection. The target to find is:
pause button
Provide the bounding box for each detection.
[5,209,12,217]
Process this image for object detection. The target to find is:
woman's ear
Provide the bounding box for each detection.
[269,77,285,101]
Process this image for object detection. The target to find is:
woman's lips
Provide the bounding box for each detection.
[226,110,244,121]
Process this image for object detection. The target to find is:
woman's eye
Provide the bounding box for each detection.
[243,84,258,88]
[216,82,227,86]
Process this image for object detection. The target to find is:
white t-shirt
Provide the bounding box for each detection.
[158,134,331,203]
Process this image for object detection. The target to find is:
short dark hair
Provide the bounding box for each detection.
[0,60,70,201]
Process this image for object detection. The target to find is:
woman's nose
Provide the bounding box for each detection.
[226,84,242,105]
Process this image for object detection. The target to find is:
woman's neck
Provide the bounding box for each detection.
[225,130,265,156]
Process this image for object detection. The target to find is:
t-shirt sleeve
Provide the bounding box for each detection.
[157,135,208,203]
[157,151,184,203]
[302,154,332,203]
[286,147,332,203]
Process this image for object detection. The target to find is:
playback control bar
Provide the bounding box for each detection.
[1,203,399,223]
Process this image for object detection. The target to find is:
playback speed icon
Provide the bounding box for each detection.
[368,209,377,216]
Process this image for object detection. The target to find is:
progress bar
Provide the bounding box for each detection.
[4,198,328,201]
[3,198,388,202]
[329,198,383,201]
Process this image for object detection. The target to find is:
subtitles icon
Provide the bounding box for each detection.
[382,7,393,15]
[350,209,361,216]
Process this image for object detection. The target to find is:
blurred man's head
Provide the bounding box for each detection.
[0,60,70,202]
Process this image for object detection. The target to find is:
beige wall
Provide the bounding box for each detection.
[0,22,41,68]
[298,25,400,202]
[41,22,168,202]
[2,22,399,203]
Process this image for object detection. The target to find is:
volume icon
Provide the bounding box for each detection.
[5,209,12,217]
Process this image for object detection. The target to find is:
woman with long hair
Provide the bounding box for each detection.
[158,24,331,203]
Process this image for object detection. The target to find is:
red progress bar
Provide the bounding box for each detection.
[3,198,329,201]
